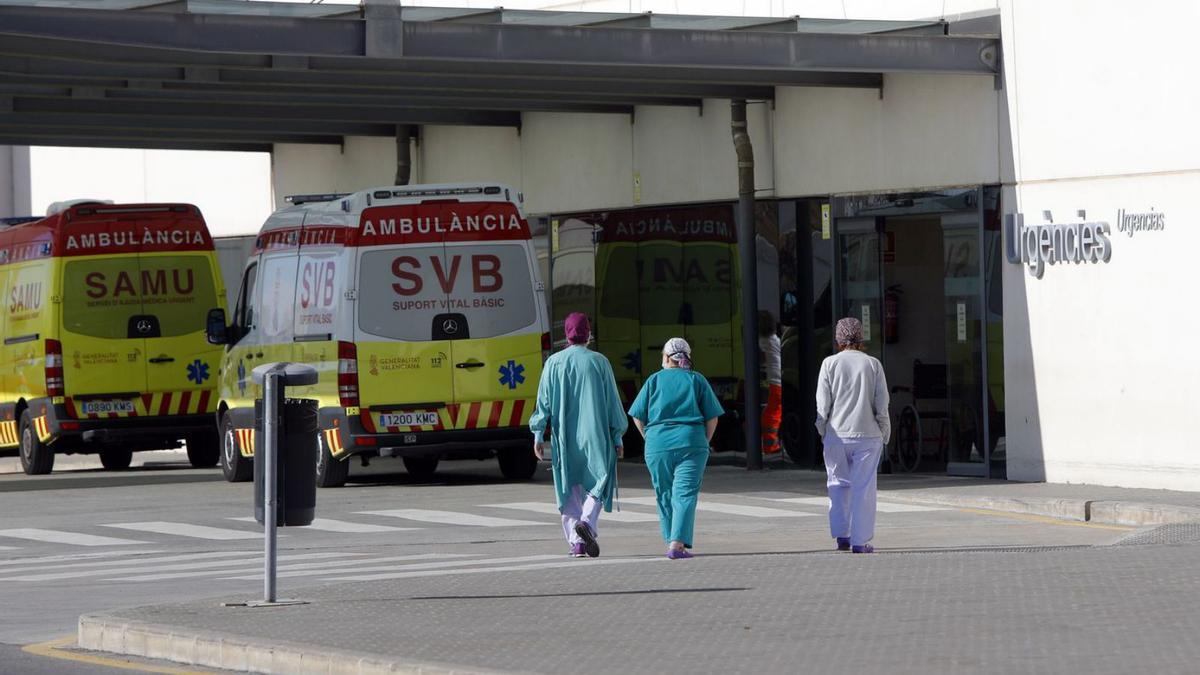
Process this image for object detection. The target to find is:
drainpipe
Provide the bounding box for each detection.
[731,100,762,471]
[395,124,413,185]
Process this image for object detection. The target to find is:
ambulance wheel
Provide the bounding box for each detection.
[497,447,538,480]
[99,448,132,471]
[403,456,439,480]
[219,415,252,483]
[19,411,54,475]
[186,429,221,468]
[315,432,349,488]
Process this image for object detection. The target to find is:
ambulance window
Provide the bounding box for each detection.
[452,244,536,338]
[258,255,298,343]
[235,262,259,339]
[358,246,445,341]
[294,253,339,337]
[62,258,143,339]
[138,255,219,337]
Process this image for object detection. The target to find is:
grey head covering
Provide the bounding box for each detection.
[662,337,693,369]
[835,317,865,347]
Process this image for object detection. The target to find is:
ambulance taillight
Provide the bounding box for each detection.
[337,341,359,407]
[45,339,65,397]
[541,332,552,362]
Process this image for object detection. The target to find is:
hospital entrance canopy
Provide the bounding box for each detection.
[0,0,1000,151]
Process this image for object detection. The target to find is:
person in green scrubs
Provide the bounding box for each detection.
[628,337,724,559]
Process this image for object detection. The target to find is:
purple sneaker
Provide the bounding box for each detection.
[574,522,599,558]
[665,548,694,560]
[569,542,586,558]
[836,537,851,551]
[851,544,874,554]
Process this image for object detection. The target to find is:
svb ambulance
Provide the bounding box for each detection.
[207,183,550,487]
[0,201,226,474]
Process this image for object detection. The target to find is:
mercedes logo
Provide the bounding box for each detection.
[442,319,459,335]
[136,319,153,334]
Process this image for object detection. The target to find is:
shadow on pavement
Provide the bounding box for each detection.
[0,470,223,493]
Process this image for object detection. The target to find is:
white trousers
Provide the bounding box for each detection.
[561,484,603,544]
[823,435,883,547]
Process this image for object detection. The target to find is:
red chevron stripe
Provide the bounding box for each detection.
[486,402,502,429]
[509,399,526,427]
[142,393,153,412]
[196,390,211,414]
[65,398,78,418]
[465,402,482,429]
[158,393,172,416]
[177,391,192,415]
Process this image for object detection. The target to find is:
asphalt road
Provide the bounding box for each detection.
[0,451,1135,673]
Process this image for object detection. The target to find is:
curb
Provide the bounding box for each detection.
[78,613,500,675]
[883,492,1200,527]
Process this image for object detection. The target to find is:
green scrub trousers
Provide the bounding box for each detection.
[645,445,709,548]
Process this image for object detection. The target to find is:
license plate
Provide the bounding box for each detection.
[80,400,135,415]
[380,412,439,427]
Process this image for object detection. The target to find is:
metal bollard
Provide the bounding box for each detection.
[249,362,318,605]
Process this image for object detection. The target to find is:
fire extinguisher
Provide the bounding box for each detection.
[884,284,901,344]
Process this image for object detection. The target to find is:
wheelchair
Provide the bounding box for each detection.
[889,360,977,473]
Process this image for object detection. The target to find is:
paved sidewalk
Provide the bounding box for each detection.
[75,466,1200,674]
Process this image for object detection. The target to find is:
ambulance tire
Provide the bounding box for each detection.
[19,411,54,475]
[219,415,253,483]
[403,456,439,480]
[186,429,221,468]
[99,448,133,471]
[497,447,538,480]
[315,433,348,488]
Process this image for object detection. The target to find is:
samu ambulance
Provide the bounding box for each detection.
[0,201,226,474]
[209,183,549,487]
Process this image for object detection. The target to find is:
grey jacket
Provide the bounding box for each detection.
[814,349,891,444]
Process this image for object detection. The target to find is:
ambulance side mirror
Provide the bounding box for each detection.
[205,308,229,345]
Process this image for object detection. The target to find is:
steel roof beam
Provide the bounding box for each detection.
[0,7,998,75]
[0,111,397,136]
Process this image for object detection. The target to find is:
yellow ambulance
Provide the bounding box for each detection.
[0,201,226,474]
[208,183,549,487]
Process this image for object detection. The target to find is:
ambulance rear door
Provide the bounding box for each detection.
[354,203,454,433]
[59,213,150,414]
[136,209,223,416]
[441,200,544,426]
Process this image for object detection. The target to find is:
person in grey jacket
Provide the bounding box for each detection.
[815,317,890,553]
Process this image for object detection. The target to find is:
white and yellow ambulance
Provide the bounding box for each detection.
[209,183,549,486]
[0,201,226,474]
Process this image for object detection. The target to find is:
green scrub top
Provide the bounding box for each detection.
[628,368,724,454]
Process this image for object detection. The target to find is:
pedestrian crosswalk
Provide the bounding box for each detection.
[0,493,951,556]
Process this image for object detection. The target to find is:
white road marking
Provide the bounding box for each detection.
[490,502,660,523]
[0,528,147,547]
[0,546,17,551]
[0,550,249,575]
[0,550,165,569]
[229,516,420,533]
[358,509,545,528]
[226,553,565,580]
[125,552,476,582]
[620,497,816,519]
[1,552,353,583]
[771,496,949,513]
[101,521,262,540]
[340,556,655,582]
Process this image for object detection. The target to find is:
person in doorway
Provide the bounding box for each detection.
[758,310,783,456]
[628,338,724,559]
[529,312,627,559]
[814,317,890,554]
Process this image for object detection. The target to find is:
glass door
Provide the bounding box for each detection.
[942,212,987,476]
[833,217,883,360]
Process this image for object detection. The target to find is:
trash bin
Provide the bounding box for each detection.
[252,364,319,527]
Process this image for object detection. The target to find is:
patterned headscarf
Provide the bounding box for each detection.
[662,337,693,369]
[835,317,865,347]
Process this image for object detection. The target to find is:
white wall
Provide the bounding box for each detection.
[0,146,32,218]
[775,73,1002,196]
[1000,0,1200,490]
[27,147,272,237]
[272,136,400,204]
